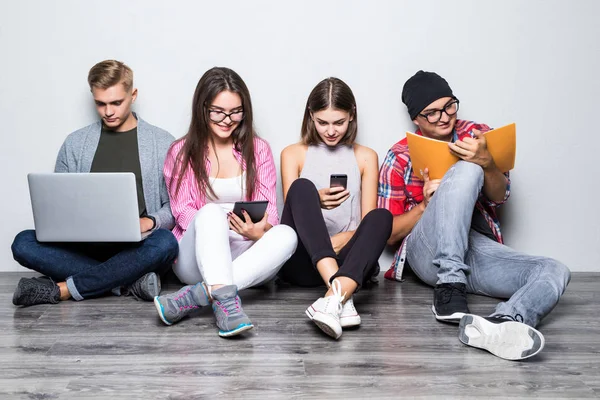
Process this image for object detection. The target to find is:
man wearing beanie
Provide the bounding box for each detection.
[377,70,570,361]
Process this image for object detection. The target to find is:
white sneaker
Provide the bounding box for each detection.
[306,296,361,328]
[340,297,361,327]
[311,279,344,339]
[458,314,545,361]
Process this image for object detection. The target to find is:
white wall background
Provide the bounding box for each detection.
[1,0,598,272]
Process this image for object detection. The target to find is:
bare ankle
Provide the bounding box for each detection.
[208,284,226,298]
[57,282,71,301]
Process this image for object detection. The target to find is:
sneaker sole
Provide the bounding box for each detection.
[312,312,342,339]
[218,323,254,338]
[340,315,361,328]
[458,314,545,361]
[306,306,361,328]
[145,273,161,300]
[153,296,173,326]
[431,305,466,324]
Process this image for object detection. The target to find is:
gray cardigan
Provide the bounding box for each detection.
[55,114,176,230]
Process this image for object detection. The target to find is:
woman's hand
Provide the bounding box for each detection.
[330,230,354,254]
[318,186,350,210]
[228,210,270,241]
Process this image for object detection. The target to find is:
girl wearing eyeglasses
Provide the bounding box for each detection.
[154,67,297,337]
[278,77,393,339]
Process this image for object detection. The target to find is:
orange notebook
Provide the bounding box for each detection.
[406,123,516,180]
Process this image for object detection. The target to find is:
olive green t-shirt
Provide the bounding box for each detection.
[90,127,147,216]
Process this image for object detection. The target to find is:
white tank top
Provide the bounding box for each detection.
[208,173,246,214]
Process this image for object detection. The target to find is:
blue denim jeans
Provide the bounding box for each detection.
[11,229,178,301]
[406,161,571,327]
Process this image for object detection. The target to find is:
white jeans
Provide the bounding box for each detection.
[174,203,298,289]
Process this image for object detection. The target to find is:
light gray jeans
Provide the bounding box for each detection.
[406,161,571,327]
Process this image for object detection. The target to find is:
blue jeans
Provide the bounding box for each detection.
[11,229,178,301]
[406,161,571,327]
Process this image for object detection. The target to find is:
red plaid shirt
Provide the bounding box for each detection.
[377,120,511,280]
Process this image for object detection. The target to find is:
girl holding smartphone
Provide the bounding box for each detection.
[154,67,297,337]
[279,77,392,339]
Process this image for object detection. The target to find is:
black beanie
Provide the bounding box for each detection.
[402,70,456,120]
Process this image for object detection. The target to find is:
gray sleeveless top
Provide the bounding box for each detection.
[300,143,362,236]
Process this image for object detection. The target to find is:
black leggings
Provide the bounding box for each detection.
[278,178,392,288]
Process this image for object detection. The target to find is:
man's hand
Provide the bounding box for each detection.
[318,186,350,210]
[331,231,354,254]
[448,129,495,169]
[228,210,269,241]
[140,217,154,233]
[422,168,441,208]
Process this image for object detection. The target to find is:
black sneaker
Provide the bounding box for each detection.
[13,276,60,307]
[123,272,161,301]
[458,314,545,361]
[431,282,470,323]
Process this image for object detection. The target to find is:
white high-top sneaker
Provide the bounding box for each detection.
[306,296,361,328]
[311,279,345,339]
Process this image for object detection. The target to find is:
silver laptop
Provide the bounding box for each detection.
[28,172,151,242]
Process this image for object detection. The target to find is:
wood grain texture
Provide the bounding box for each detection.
[0,270,598,399]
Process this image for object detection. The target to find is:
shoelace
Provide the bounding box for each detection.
[216,295,241,316]
[437,284,466,304]
[173,287,199,311]
[328,279,345,315]
[26,277,59,304]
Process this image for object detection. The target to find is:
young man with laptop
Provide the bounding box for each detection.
[11,60,178,306]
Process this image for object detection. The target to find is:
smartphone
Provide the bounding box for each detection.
[330,174,348,189]
[232,200,268,223]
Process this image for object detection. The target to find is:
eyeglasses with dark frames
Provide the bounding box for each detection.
[207,108,245,123]
[419,100,459,124]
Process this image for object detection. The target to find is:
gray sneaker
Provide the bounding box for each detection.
[211,285,254,337]
[124,272,161,301]
[154,283,210,325]
[13,276,60,307]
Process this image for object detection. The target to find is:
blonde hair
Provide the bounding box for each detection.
[87,60,133,92]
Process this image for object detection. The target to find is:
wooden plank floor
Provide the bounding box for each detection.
[0,270,598,399]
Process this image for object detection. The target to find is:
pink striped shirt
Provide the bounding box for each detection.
[163,137,280,241]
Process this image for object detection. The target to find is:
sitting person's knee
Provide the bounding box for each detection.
[539,258,571,293]
[288,178,317,196]
[453,160,484,183]
[269,224,298,252]
[11,230,37,261]
[149,229,179,261]
[198,202,225,216]
[365,208,393,232]
[551,259,571,289]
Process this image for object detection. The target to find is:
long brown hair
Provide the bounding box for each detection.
[301,77,358,145]
[170,67,257,200]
